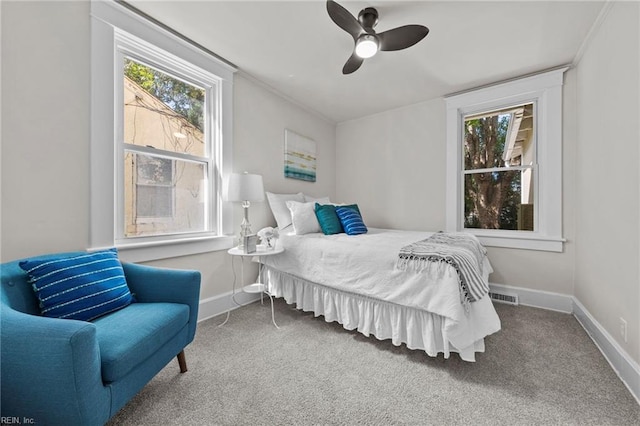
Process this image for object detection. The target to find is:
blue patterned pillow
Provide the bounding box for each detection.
[335,205,368,235]
[19,249,134,321]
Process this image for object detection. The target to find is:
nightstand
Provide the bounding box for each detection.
[220,245,284,328]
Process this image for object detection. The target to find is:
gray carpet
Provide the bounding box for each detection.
[108,300,639,425]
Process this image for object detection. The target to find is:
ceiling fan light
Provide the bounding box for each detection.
[355,34,378,58]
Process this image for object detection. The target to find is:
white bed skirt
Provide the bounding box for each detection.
[262,266,487,362]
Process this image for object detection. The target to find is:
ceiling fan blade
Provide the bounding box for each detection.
[327,0,363,40]
[378,25,429,51]
[342,53,364,75]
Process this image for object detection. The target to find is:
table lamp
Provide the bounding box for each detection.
[226,172,264,250]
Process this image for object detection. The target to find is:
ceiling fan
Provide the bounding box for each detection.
[326,0,429,74]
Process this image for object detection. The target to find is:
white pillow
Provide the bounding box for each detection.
[286,200,322,235]
[304,194,331,203]
[266,192,305,230]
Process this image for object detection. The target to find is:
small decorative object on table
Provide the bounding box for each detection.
[257,227,279,250]
[243,234,258,254]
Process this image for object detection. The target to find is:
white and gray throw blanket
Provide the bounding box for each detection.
[396,232,489,307]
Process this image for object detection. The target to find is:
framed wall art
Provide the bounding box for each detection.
[284,129,316,182]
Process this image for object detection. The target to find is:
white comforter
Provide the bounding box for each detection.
[261,228,501,356]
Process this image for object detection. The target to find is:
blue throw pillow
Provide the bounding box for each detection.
[336,205,368,235]
[19,249,134,321]
[315,203,343,235]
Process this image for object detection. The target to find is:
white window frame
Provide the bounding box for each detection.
[116,36,214,240]
[445,68,568,252]
[91,1,236,262]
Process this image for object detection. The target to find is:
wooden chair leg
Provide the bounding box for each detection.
[177,350,188,373]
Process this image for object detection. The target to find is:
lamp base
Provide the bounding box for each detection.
[237,201,252,250]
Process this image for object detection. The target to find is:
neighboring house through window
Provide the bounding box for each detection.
[91,1,236,262]
[445,68,567,252]
[121,57,208,238]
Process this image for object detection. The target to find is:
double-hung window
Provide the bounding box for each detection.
[445,68,567,252]
[462,103,535,231]
[91,1,235,262]
[118,48,212,240]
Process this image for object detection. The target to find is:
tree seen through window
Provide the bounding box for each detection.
[463,103,535,231]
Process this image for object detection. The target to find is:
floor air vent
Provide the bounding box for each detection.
[488,291,519,305]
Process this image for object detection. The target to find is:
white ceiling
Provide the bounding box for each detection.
[128,0,605,123]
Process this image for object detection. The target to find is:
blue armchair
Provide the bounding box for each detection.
[1,252,201,425]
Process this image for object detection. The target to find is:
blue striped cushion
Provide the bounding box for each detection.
[335,205,368,235]
[19,249,133,321]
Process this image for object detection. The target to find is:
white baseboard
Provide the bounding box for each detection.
[197,290,260,323]
[489,283,639,405]
[573,298,640,405]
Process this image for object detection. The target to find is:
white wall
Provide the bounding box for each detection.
[336,98,447,231]
[0,1,335,302]
[232,74,336,231]
[1,1,91,257]
[574,1,639,363]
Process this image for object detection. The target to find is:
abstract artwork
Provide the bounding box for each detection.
[284,129,316,182]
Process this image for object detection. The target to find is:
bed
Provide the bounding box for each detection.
[258,227,501,362]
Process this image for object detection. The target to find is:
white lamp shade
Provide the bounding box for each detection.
[226,172,265,202]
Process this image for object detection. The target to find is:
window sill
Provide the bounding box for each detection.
[93,235,235,263]
[472,232,565,252]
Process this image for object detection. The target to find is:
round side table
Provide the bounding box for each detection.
[220,245,284,328]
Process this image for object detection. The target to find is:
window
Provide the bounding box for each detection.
[445,68,567,252]
[91,1,236,262]
[119,53,210,240]
[463,103,535,231]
